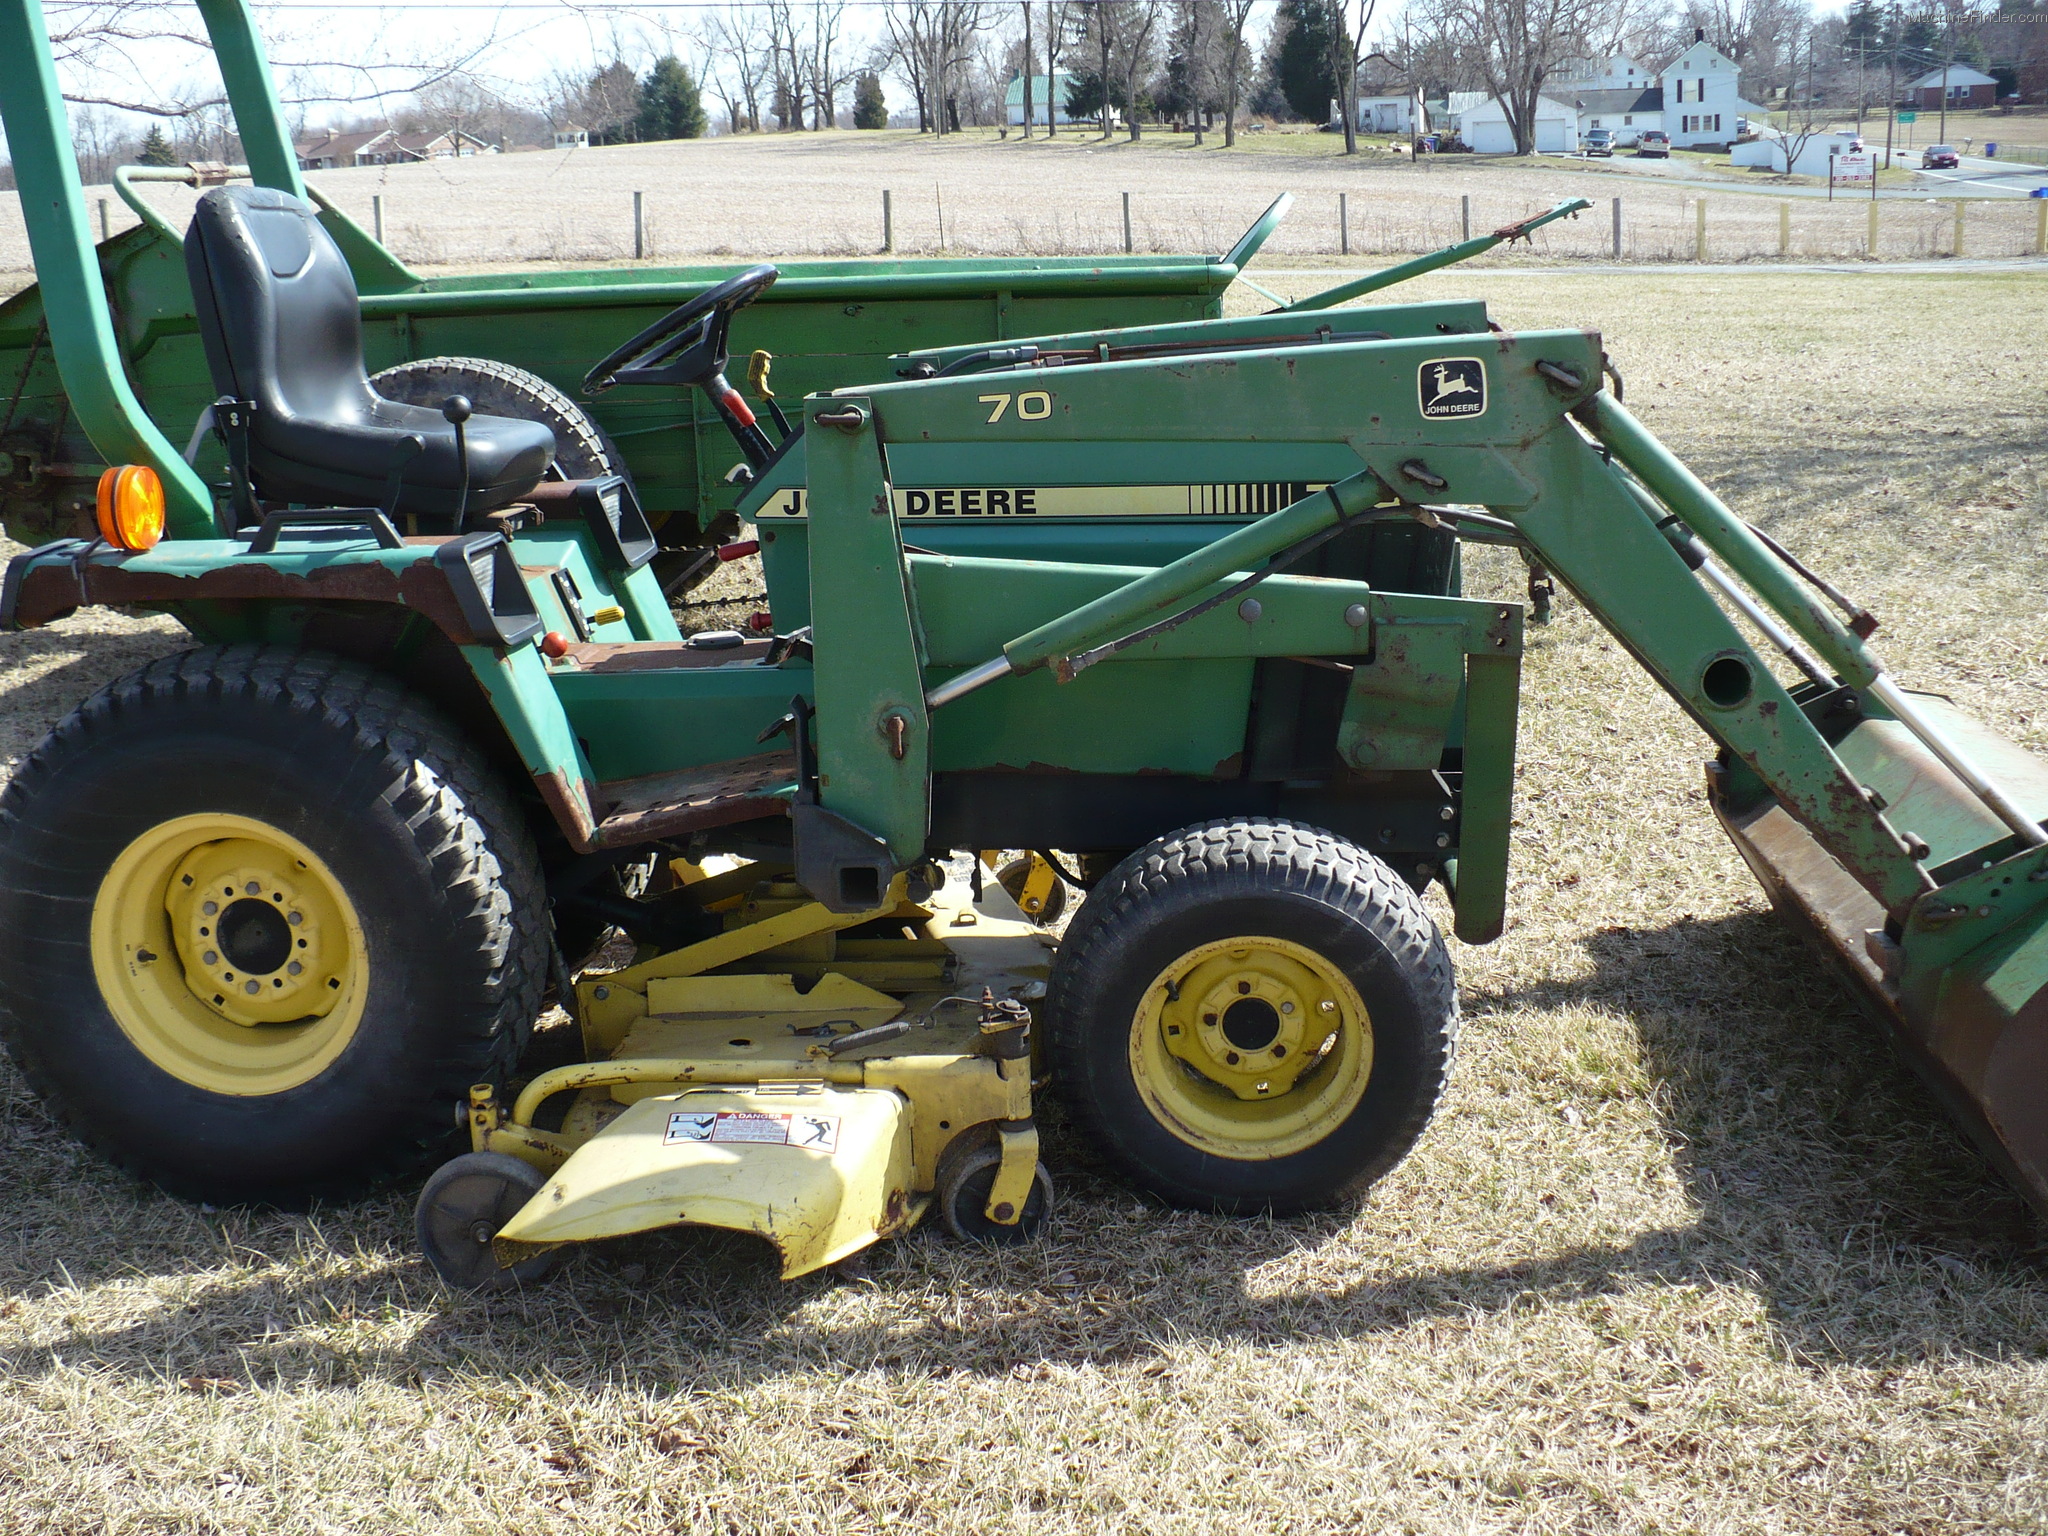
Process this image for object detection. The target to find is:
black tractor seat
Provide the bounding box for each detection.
[185,186,554,526]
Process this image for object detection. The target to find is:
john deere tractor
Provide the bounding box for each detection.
[3,0,2045,1290]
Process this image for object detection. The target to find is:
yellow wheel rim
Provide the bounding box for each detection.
[1130,935,1373,1161]
[90,814,369,1096]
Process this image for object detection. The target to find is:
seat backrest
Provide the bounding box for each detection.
[185,186,376,425]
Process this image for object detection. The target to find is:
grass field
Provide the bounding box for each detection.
[0,267,2044,1533]
[6,127,2047,281]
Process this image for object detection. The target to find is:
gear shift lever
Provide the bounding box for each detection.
[442,395,473,529]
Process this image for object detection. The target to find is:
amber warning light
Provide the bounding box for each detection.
[95,465,166,551]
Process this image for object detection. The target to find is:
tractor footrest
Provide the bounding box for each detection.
[594,750,797,847]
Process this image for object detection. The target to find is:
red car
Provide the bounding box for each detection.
[1922,145,1959,169]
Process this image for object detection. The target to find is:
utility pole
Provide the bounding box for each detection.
[1883,5,1897,174]
[1939,37,1951,142]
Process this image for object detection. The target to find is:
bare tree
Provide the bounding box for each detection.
[699,4,776,131]
[1775,25,1830,171]
[45,0,509,122]
[1218,0,1258,144]
[882,0,1001,134]
[805,0,857,126]
[1044,0,1074,134]
[1333,0,1380,152]
[1415,0,1604,153]
[1119,0,1162,139]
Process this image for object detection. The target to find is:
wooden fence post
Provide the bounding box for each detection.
[883,190,894,252]
[1611,197,1622,258]
[373,195,383,244]
[98,198,109,243]
[1695,199,1707,262]
[1340,192,1349,255]
[1868,200,1880,256]
[1779,201,1790,256]
[1953,199,1965,257]
[1122,191,1133,253]
[633,191,644,259]
[1461,194,1471,242]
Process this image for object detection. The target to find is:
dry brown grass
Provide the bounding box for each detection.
[6,128,2047,281]
[1,269,2045,1534]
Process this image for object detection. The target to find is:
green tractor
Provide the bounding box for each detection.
[4,0,2046,1290]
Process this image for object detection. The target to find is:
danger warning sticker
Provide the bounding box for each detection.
[664,1109,841,1154]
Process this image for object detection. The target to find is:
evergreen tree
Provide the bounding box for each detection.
[1063,67,1126,122]
[584,60,644,144]
[853,71,889,129]
[1270,0,1338,123]
[636,55,708,141]
[138,125,178,166]
[1842,0,1884,55]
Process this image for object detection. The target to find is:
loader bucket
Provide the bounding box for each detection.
[1709,692,2048,1216]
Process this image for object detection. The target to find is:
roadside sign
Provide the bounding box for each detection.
[1833,152,1875,184]
[1897,111,1917,124]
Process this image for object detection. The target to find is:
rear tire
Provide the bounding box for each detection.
[1045,818,1456,1214]
[369,355,624,484]
[0,646,549,1205]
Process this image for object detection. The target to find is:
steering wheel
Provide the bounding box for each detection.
[581,263,778,396]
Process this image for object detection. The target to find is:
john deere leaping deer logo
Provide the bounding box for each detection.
[1418,358,1487,420]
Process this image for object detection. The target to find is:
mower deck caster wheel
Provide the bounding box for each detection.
[996,855,1069,926]
[416,1152,560,1292]
[937,1147,1053,1245]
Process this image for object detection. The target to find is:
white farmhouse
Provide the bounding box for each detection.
[1447,31,1761,154]
[1660,34,1761,147]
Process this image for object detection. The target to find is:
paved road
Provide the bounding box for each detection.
[1545,149,2048,200]
[1911,153,2048,198]
[1254,256,2048,281]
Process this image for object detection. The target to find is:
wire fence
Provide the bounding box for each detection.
[5,168,2046,276]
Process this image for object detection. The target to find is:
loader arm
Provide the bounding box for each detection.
[816,327,2048,1214]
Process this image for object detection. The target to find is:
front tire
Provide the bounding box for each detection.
[1045,819,1456,1213]
[0,647,548,1205]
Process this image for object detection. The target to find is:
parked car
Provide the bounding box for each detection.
[1922,144,1959,169]
[1637,130,1670,158]
[1583,128,1615,157]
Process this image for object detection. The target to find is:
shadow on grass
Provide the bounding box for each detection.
[1,907,2042,1397]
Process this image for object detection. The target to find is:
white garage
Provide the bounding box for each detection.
[1454,93,1579,154]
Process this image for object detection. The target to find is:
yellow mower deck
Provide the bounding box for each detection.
[460,865,1055,1280]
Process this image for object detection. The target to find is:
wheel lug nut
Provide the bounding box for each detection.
[202,901,218,916]
[1236,981,1251,994]
[287,961,302,976]
[1225,1051,1241,1065]
[203,951,218,965]
[245,881,261,895]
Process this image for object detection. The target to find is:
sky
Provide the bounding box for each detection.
[33,0,1087,142]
